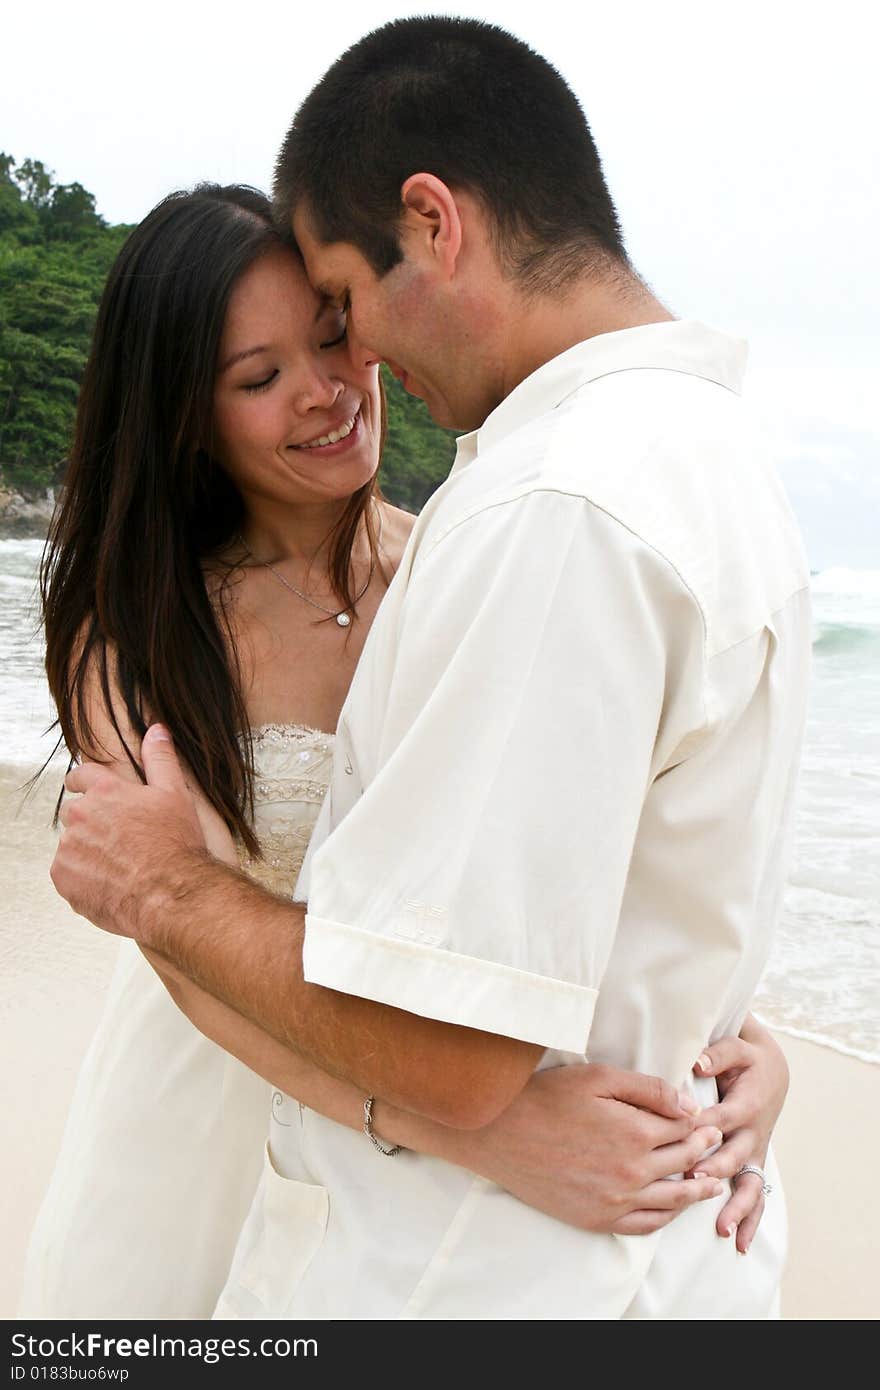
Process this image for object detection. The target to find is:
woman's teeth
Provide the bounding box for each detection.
[298,411,358,449]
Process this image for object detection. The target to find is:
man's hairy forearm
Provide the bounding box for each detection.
[140,848,540,1129]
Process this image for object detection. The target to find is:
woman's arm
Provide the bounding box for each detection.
[145,941,726,1234]
[158,787,725,1234]
[162,780,787,1240]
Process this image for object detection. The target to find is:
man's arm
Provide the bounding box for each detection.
[53,643,540,1131]
[56,741,541,1129]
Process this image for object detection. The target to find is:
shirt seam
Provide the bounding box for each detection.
[422,488,712,744]
[706,582,811,662]
[305,915,600,995]
[422,486,710,660]
[556,362,745,405]
[303,915,599,1053]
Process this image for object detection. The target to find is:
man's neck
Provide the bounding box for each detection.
[497,271,675,403]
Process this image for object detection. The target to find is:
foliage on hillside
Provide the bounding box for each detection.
[0,155,131,491]
[0,155,455,510]
[379,368,457,512]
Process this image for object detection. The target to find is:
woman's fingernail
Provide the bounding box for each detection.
[147,723,172,743]
[738,1244,749,1256]
[678,1091,700,1114]
[712,1182,725,1197]
[724,1223,737,1239]
[695,1053,712,1074]
[691,1170,708,1180]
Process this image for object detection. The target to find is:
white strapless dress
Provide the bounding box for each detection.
[18,724,334,1321]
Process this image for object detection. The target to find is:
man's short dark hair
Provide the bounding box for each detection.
[274,15,629,293]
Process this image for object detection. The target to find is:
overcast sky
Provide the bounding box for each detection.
[3,0,878,567]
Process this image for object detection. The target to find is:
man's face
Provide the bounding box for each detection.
[292,201,490,431]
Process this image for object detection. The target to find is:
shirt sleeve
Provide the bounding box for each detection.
[302,488,705,1054]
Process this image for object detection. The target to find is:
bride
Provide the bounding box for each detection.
[21,184,786,1319]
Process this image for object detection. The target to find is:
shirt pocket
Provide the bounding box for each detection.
[213,1140,329,1320]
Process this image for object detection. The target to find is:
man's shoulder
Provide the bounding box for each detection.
[551,370,810,653]
[425,368,810,656]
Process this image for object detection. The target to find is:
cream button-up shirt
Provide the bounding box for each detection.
[214,321,811,1321]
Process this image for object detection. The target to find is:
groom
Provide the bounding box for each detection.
[52,17,810,1317]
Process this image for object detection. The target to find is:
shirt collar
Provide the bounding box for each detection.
[452,320,748,471]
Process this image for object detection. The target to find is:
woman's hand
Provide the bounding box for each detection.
[445,1064,726,1235]
[687,1015,788,1254]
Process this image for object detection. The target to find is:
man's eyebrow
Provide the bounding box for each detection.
[220,345,269,373]
[316,285,346,309]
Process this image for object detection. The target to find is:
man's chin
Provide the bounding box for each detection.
[433,403,483,432]
[417,390,475,433]
[390,368,476,432]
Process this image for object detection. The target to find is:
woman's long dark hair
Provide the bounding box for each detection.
[41,184,381,854]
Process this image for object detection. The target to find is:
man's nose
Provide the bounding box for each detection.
[347,322,381,372]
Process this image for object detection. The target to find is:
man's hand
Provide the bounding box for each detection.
[52,724,207,940]
[454,1064,726,1234]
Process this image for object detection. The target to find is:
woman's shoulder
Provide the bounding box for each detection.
[200,542,248,601]
[378,500,417,571]
[65,619,146,772]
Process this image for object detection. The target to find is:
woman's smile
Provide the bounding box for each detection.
[289,404,363,455]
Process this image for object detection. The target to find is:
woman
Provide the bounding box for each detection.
[21,185,786,1320]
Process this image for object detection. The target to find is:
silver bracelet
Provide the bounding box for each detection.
[363,1095,402,1156]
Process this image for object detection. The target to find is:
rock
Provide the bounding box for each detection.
[0,488,56,538]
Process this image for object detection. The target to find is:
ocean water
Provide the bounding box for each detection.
[753,567,880,1062]
[1,538,878,1063]
[0,539,61,771]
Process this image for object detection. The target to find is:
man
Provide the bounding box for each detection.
[53,17,809,1318]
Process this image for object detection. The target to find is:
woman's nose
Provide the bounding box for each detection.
[291,364,344,414]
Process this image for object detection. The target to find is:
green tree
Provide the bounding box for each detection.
[0,156,130,492]
[0,244,93,485]
[0,152,39,239]
[15,157,54,211]
[379,368,457,512]
[44,182,104,241]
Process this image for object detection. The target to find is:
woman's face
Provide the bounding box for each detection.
[212,245,381,509]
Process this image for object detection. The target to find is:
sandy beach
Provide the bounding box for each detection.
[2,762,878,1322]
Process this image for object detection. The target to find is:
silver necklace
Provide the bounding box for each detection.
[237,524,378,628]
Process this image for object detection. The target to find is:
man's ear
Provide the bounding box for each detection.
[399,173,463,277]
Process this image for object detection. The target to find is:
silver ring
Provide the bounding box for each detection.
[734,1163,772,1196]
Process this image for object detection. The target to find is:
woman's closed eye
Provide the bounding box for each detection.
[319,295,349,351]
[319,324,348,351]
[243,370,279,394]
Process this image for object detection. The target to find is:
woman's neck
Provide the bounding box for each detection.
[237,493,357,568]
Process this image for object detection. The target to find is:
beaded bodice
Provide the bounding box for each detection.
[236,723,335,897]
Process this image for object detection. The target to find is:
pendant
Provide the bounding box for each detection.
[336,612,352,628]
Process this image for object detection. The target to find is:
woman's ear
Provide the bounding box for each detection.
[399,173,463,278]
